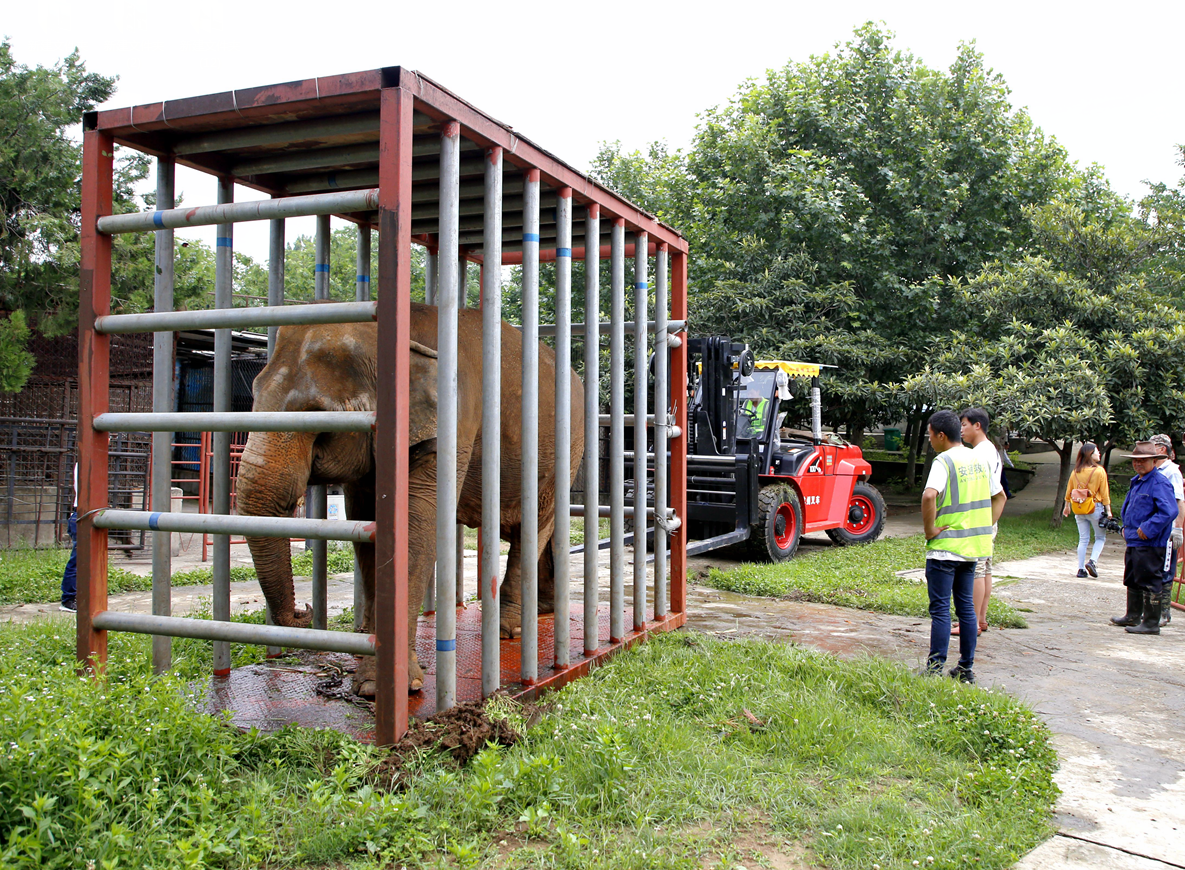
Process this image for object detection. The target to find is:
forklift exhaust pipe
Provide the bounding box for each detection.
[811,376,823,444]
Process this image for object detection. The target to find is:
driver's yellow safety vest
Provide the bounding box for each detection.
[927,446,994,559]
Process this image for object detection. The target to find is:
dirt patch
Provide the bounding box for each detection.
[371,699,533,790]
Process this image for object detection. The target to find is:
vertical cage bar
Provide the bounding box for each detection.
[435,121,461,711]
[422,246,437,615]
[481,146,503,697]
[212,177,234,675]
[553,188,573,667]
[151,156,175,674]
[456,255,468,604]
[77,127,113,674]
[375,83,415,743]
[654,244,669,618]
[583,204,601,654]
[520,168,541,683]
[265,214,285,655]
[266,217,285,355]
[632,233,649,630]
[669,251,689,616]
[609,219,626,642]
[309,214,330,630]
[353,226,371,632]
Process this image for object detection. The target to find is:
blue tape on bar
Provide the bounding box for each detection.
[356,275,370,283]
[635,282,649,290]
[315,264,330,273]
[148,512,162,530]
[152,212,165,228]
[327,173,337,189]
[522,232,540,243]
[216,237,232,247]
[556,247,572,258]
[436,638,457,652]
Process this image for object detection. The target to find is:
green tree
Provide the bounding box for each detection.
[592,23,1076,446]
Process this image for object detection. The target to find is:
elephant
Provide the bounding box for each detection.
[235,302,585,696]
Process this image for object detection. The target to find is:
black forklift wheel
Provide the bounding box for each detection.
[753,484,803,562]
[825,481,886,546]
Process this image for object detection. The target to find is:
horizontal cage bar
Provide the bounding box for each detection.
[96,301,377,334]
[538,319,686,337]
[93,509,376,542]
[97,189,379,234]
[93,412,374,433]
[92,611,375,656]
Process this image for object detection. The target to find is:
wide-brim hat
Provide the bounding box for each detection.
[1149,434,1173,455]
[1123,441,1163,460]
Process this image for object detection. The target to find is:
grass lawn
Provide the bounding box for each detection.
[0,619,1058,869]
[699,508,1086,629]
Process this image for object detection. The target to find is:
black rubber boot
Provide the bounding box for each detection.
[1126,591,1162,635]
[1110,587,1143,627]
[1159,585,1172,627]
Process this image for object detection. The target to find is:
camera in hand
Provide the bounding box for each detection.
[1099,515,1123,533]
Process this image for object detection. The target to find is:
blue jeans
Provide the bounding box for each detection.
[1075,505,1106,570]
[926,557,977,671]
[61,512,77,604]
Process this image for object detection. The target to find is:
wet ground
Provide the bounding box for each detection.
[4,450,1182,868]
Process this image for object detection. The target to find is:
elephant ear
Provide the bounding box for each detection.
[408,340,438,447]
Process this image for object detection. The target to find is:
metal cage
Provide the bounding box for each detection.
[77,67,690,742]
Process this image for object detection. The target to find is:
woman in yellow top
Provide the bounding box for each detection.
[1062,442,1112,578]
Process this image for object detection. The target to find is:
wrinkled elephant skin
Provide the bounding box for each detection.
[236,303,585,695]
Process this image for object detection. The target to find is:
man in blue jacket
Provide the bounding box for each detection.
[1112,441,1178,634]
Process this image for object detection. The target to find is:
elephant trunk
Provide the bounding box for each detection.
[237,431,315,629]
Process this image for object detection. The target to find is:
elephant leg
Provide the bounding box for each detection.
[353,448,435,697]
[537,511,558,614]
[500,531,523,639]
[342,478,376,632]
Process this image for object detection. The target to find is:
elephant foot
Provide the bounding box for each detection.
[350,654,425,698]
[500,601,522,639]
[538,596,555,614]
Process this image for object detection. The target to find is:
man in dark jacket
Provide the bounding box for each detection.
[1112,441,1178,634]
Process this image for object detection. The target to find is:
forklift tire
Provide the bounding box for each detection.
[825,481,886,546]
[753,484,803,562]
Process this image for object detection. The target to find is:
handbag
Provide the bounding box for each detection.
[1070,469,1096,515]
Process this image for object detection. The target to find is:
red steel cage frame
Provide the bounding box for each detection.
[78,66,690,743]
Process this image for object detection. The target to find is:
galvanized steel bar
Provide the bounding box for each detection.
[538,319,685,338]
[480,146,503,696]
[93,611,375,656]
[97,189,380,234]
[583,204,601,655]
[609,218,626,642]
[212,177,233,676]
[172,111,383,156]
[570,505,675,520]
[310,215,331,631]
[553,188,573,667]
[267,216,285,355]
[151,155,175,674]
[97,301,377,334]
[633,233,649,631]
[654,245,669,619]
[354,227,371,632]
[521,168,541,684]
[93,411,374,432]
[436,121,461,711]
[94,509,375,542]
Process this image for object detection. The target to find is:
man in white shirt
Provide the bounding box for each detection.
[955,408,1006,636]
[1150,434,1183,627]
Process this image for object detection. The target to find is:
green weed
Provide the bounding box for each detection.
[699,509,1085,629]
[0,626,1058,869]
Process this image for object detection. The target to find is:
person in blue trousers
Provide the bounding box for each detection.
[60,464,77,612]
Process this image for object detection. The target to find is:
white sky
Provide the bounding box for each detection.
[5,0,1184,263]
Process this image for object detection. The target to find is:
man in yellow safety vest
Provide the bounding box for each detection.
[921,410,1007,683]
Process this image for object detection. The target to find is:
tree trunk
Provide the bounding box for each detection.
[905,409,926,489]
[850,424,865,449]
[1048,438,1074,529]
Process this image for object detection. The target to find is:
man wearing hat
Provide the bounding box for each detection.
[1111,441,1178,634]
[1150,434,1183,626]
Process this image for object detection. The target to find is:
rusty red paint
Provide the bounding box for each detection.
[527,168,541,184]
[558,186,572,200]
[443,120,460,139]
[500,242,656,266]
[487,145,502,166]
